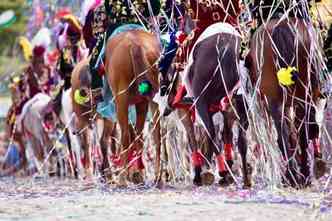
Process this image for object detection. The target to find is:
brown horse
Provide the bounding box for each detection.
[104,30,161,186]
[70,58,115,181]
[247,18,323,187]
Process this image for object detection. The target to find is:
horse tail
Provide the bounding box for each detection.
[272,24,296,68]
[271,24,300,86]
[129,42,155,96]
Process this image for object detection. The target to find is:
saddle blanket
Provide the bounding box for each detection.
[184,22,242,97]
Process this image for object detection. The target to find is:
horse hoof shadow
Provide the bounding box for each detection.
[201,171,215,186]
[193,176,202,186]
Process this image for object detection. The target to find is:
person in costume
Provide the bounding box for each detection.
[158,0,186,95]
[161,0,242,107]
[48,15,88,116]
[23,45,53,97]
[83,0,161,100]
[250,0,313,27]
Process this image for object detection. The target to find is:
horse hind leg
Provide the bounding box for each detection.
[234,95,251,188]
[296,105,323,186]
[307,107,326,180]
[195,102,217,186]
[270,103,297,187]
[220,110,236,186]
[115,95,130,187]
[80,129,93,180]
[128,102,148,185]
[99,118,114,182]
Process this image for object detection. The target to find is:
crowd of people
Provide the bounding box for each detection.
[0,0,331,180]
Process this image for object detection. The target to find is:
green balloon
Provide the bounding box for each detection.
[138,82,151,95]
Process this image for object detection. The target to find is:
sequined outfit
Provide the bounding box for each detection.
[177,0,241,66]
[251,0,311,26]
[88,0,161,90]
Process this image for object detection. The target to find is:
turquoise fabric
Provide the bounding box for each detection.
[97,78,137,123]
[94,24,144,69]
[109,24,144,39]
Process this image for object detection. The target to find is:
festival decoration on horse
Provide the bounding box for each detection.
[277,66,299,86]
[74,89,90,105]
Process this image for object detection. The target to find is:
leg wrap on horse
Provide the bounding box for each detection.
[191,150,204,167]
[224,143,233,161]
[216,154,226,173]
[128,150,145,170]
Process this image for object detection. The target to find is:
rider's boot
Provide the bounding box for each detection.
[90,37,105,103]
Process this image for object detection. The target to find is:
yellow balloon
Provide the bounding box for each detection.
[18,36,32,61]
[277,67,297,86]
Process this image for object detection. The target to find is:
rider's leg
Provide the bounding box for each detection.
[159,32,178,96]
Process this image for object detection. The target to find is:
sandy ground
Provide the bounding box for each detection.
[0,178,331,221]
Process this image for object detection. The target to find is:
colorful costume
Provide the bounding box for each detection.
[250,0,311,26]
[85,0,161,91]
[24,46,52,97]
[168,0,241,107]
[159,0,186,95]
[50,15,88,115]
[177,0,241,66]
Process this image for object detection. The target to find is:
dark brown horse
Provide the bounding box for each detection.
[163,28,251,187]
[247,18,323,187]
[104,30,161,186]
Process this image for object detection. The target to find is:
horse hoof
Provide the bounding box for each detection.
[315,159,327,179]
[48,171,57,177]
[218,174,234,187]
[131,171,144,185]
[193,176,202,186]
[201,172,215,186]
[243,179,252,189]
[117,178,128,188]
[165,171,171,182]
